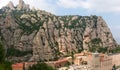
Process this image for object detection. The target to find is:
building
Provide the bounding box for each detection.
[74,50,92,66]
[24,62,37,70]
[109,53,120,66]
[12,62,37,70]
[12,51,120,70]
[100,53,112,70]
[12,63,23,70]
[53,57,72,68]
[91,53,101,70]
[74,50,112,70]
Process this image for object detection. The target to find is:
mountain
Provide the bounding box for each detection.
[0,0,118,62]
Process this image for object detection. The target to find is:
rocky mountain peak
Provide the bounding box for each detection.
[17,0,29,10]
[19,0,24,4]
[0,0,118,62]
[1,0,29,11]
[7,1,15,10]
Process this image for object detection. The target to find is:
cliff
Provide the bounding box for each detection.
[0,0,117,62]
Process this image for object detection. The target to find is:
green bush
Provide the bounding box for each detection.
[98,47,108,53]
[88,38,103,52]
[112,64,116,70]
[0,42,12,70]
[28,63,56,70]
[111,46,120,53]
[0,61,12,70]
[6,47,32,57]
[0,42,5,62]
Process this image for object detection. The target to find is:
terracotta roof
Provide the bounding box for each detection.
[74,53,84,56]
[54,58,68,64]
[12,63,23,68]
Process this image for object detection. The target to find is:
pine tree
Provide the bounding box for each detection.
[112,64,116,70]
[0,42,12,70]
[28,63,56,70]
[0,42,5,63]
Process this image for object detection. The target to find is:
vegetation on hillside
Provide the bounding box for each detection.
[88,38,102,52]
[110,45,120,53]
[0,42,12,70]
[88,38,108,53]
[12,10,44,35]
[0,42,5,62]
[0,2,117,62]
[28,63,56,70]
[88,38,120,54]
[6,47,32,57]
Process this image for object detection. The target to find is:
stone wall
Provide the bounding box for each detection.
[109,53,120,66]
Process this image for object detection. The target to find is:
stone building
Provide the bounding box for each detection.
[109,53,120,66]
[74,50,112,70]
[12,63,23,70]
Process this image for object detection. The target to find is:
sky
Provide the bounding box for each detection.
[0,0,120,44]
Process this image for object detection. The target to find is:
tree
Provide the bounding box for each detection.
[112,64,116,70]
[98,47,108,53]
[0,42,5,63]
[71,51,74,64]
[28,63,56,70]
[0,42,12,70]
[0,61,12,70]
[88,38,103,52]
[6,47,32,57]
[110,46,120,53]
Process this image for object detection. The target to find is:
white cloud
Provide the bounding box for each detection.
[30,0,56,14]
[57,0,120,13]
[0,0,10,8]
[57,0,91,9]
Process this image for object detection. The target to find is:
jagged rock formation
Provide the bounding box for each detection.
[7,1,15,10]
[17,0,29,10]
[0,0,118,62]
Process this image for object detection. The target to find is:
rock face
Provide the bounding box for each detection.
[7,1,15,10]
[0,1,118,62]
[17,0,29,10]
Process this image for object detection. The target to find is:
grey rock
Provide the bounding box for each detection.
[17,0,29,10]
[0,0,118,62]
[7,1,15,10]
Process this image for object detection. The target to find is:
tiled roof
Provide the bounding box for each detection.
[12,63,23,68]
[54,58,68,64]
